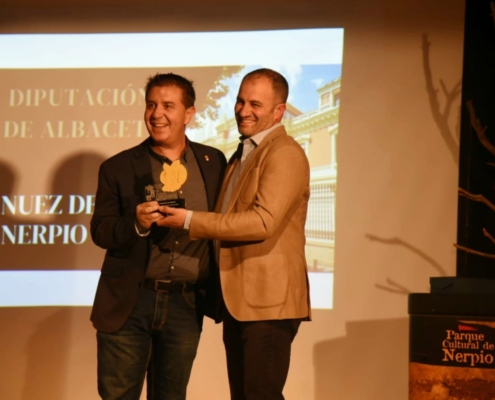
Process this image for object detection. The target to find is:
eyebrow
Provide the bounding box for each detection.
[146,100,175,105]
[236,97,263,105]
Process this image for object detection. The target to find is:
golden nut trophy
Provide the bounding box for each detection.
[144,160,187,208]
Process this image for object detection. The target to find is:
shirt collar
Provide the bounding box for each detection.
[240,122,282,147]
[147,137,191,164]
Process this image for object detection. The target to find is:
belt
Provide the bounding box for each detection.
[143,279,195,294]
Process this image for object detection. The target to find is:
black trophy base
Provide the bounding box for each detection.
[158,198,185,208]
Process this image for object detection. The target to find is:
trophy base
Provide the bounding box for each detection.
[158,198,185,208]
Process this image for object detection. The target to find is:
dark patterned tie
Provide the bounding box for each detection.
[231,141,243,163]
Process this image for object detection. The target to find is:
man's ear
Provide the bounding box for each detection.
[184,106,196,125]
[274,103,287,122]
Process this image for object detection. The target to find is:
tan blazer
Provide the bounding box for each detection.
[190,125,311,321]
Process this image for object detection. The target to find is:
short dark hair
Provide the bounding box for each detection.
[145,73,196,109]
[242,68,289,103]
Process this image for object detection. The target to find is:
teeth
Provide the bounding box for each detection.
[153,123,167,127]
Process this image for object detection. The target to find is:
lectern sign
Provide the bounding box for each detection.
[441,325,495,367]
[410,315,495,399]
[411,316,495,368]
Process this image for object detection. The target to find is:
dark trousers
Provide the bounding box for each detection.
[222,307,301,400]
[96,287,203,400]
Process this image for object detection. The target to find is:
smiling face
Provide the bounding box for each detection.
[144,84,195,149]
[234,76,286,137]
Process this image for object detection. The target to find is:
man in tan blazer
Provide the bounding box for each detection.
[158,68,311,400]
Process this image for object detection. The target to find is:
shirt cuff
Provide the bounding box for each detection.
[135,223,150,237]
[184,210,193,230]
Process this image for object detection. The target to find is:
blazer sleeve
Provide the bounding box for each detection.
[189,141,309,241]
[90,160,140,250]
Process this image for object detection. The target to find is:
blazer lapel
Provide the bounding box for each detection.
[130,140,154,203]
[224,126,287,213]
[214,158,240,213]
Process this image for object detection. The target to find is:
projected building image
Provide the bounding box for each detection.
[190,66,340,279]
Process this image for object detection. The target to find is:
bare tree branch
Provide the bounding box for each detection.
[422,33,461,164]
[458,187,495,213]
[466,99,495,157]
[457,6,495,264]
[366,234,447,276]
[375,278,410,295]
[454,243,495,259]
[483,228,495,246]
[439,79,462,122]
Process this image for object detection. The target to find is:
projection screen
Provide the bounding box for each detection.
[0,28,343,309]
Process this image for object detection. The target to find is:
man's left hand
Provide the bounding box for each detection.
[155,206,188,228]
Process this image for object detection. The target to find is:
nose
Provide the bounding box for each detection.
[237,103,251,117]
[151,104,164,117]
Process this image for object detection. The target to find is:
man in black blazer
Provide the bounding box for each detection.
[90,73,226,400]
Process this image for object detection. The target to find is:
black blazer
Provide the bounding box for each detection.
[90,139,226,333]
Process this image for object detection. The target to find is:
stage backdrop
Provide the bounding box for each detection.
[0,0,465,399]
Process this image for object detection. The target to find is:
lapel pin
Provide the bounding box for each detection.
[204,155,210,161]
